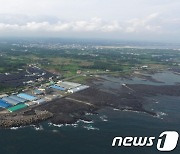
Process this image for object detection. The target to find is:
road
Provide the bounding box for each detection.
[65,97,95,107]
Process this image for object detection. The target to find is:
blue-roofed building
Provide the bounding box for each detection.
[17,93,37,101]
[0,99,11,108]
[33,89,43,95]
[9,95,27,103]
[2,97,20,105]
[50,85,65,91]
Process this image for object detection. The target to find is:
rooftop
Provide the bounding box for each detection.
[8,104,27,112]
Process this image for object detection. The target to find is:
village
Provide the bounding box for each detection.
[0,79,89,113]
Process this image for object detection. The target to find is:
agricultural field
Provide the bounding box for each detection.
[0,39,179,93]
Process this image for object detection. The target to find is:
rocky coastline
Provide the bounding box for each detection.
[0,110,53,128]
[0,72,180,129]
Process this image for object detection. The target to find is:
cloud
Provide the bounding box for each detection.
[0,17,123,33]
[0,0,179,42]
[0,23,19,30]
[0,12,179,43]
[125,13,161,33]
[0,15,163,34]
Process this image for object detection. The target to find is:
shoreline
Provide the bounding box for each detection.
[0,71,180,129]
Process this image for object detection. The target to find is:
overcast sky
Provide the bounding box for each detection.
[0,0,180,42]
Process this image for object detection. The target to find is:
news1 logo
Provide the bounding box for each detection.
[112,131,179,152]
[157,131,179,151]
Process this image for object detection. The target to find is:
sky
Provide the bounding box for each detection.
[0,0,180,42]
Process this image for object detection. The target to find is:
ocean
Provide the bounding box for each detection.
[0,71,179,154]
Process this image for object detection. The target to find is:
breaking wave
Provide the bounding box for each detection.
[113,108,120,111]
[48,122,78,128]
[122,109,141,114]
[31,125,44,131]
[77,119,94,124]
[100,115,108,122]
[10,127,21,130]
[10,125,26,130]
[85,112,94,116]
[156,112,168,118]
[83,125,99,131]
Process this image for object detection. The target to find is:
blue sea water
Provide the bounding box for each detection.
[0,71,179,154]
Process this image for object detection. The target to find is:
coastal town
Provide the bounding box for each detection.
[0,39,179,129]
[0,70,91,128]
[0,80,89,113]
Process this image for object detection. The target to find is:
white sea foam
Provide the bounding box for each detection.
[65,123,78,127]
[77,119,94,124]
[10,127,20,130]
[49,123,64,128]
[10,126,25,130]
[31,125,44,131]
[157,112,168,116]
[49,122,78,128]
[52,129,58,133]
[122,109,141,114]
[113,108,120,111]
[154,111,168,119]
[85,112,94,116]
[83,125,99,131]
[100,115,108,122]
